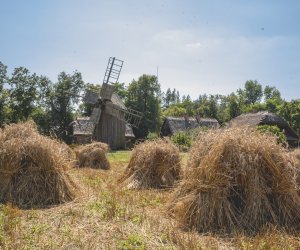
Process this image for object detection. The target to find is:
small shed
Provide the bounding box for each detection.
[70,117,93,144]
[160,116,220,137]
[228,111,299,146]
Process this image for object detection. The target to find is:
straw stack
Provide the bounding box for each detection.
[120,139,181,189]
[0,121,77,208]
[74,142,110,169]
[168,127,300,234]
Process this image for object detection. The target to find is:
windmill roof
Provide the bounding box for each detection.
[111,93,126,109]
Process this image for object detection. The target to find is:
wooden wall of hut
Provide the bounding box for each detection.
[94,110,126,150]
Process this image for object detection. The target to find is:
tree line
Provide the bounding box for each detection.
[1,61,300,142]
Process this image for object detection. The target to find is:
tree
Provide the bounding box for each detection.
[126,74,161,138]
[112,82,127,100]
[79,83,101,116]
[162,105,187,117]
[226,93,242,120]
[243,80,263,105]
[264,85,281,101]
[263,85,283,113]
[278,100,300,136]
[8,67,39,122]
[49,71,84,142]
[0,62,8,126]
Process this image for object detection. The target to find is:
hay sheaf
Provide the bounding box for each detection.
[74,142,110,170]
[168,127,300,234]
[0,121,78,208]
[120,139,181,189]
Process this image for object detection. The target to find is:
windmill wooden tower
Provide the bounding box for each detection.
[82,57,142,149]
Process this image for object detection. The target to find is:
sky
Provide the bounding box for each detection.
[1,0,300,100]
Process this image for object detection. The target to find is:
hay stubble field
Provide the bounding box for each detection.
[1,150,300,250]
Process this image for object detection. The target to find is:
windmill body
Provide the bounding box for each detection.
[80,57,142,149]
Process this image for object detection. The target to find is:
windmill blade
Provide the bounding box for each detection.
[103,57,124,85]
[90,107,102,124]
[83,90,99,105]
[100,57,124,101]
[104,102,142,128]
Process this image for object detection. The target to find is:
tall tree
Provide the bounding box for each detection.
[49,71,84,142]
[243,80,263,105]
[0,62,8,126]
[126,74,161,138]
[8,67,39,122]
[264,85,281,101]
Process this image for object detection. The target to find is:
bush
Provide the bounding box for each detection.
[256,125,286,144]
[146,132,159,141]
[171,131,191,151]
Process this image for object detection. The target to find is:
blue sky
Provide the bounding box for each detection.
[1,0,300,100]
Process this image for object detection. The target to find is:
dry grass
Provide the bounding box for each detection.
[0,150,300,249]
[119,139,181,189]
[74,142,110,170]
[0,121,78,208]
[168,127,300,234]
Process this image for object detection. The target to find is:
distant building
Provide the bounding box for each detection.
[228,111,299,147]
[160,116,220,137]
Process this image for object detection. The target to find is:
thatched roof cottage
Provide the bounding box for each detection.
[160,116,220,137]
[228,111,299,146]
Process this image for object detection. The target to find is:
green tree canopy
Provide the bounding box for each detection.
[126,74,161,138]
[243,80,263,105]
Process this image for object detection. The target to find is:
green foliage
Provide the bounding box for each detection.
[118,234,145,250]
[49,71,85,142]
[8,67,39,122]
[79,83,101,116]
[171,131,191,151]
[126,74,161,138]
[0,62,8,126]
[162,87,180,107]
[264,85,281,101]
[162,105,187,117]
[243,80,263,104]
[278,100,300,136]
[146,132,159,141]
[112,82,127,100]
[256,125,286,144]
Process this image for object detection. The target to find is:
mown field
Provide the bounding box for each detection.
[1,151,300,250]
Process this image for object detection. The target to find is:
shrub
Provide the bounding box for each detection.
[256,125,286,144]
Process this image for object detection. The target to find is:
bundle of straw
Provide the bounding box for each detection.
[120,139,181,189]
[168,127,300,234]
[0,121,77,208]
[74,142,110,169]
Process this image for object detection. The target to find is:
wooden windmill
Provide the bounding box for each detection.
[82,57,142,149]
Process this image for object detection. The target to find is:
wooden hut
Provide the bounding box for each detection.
[228,111,299,146]
[160,116,220,137]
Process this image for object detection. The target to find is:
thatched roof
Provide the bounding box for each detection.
[71,117,94,135]
[228,111,299,142]
[161,116,219,136]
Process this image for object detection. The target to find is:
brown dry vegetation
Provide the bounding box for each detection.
[74,142,110,170]
[1,129,300,249]
[169,127,300,234]
[119,139,181,189]
[0,121,77,208]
